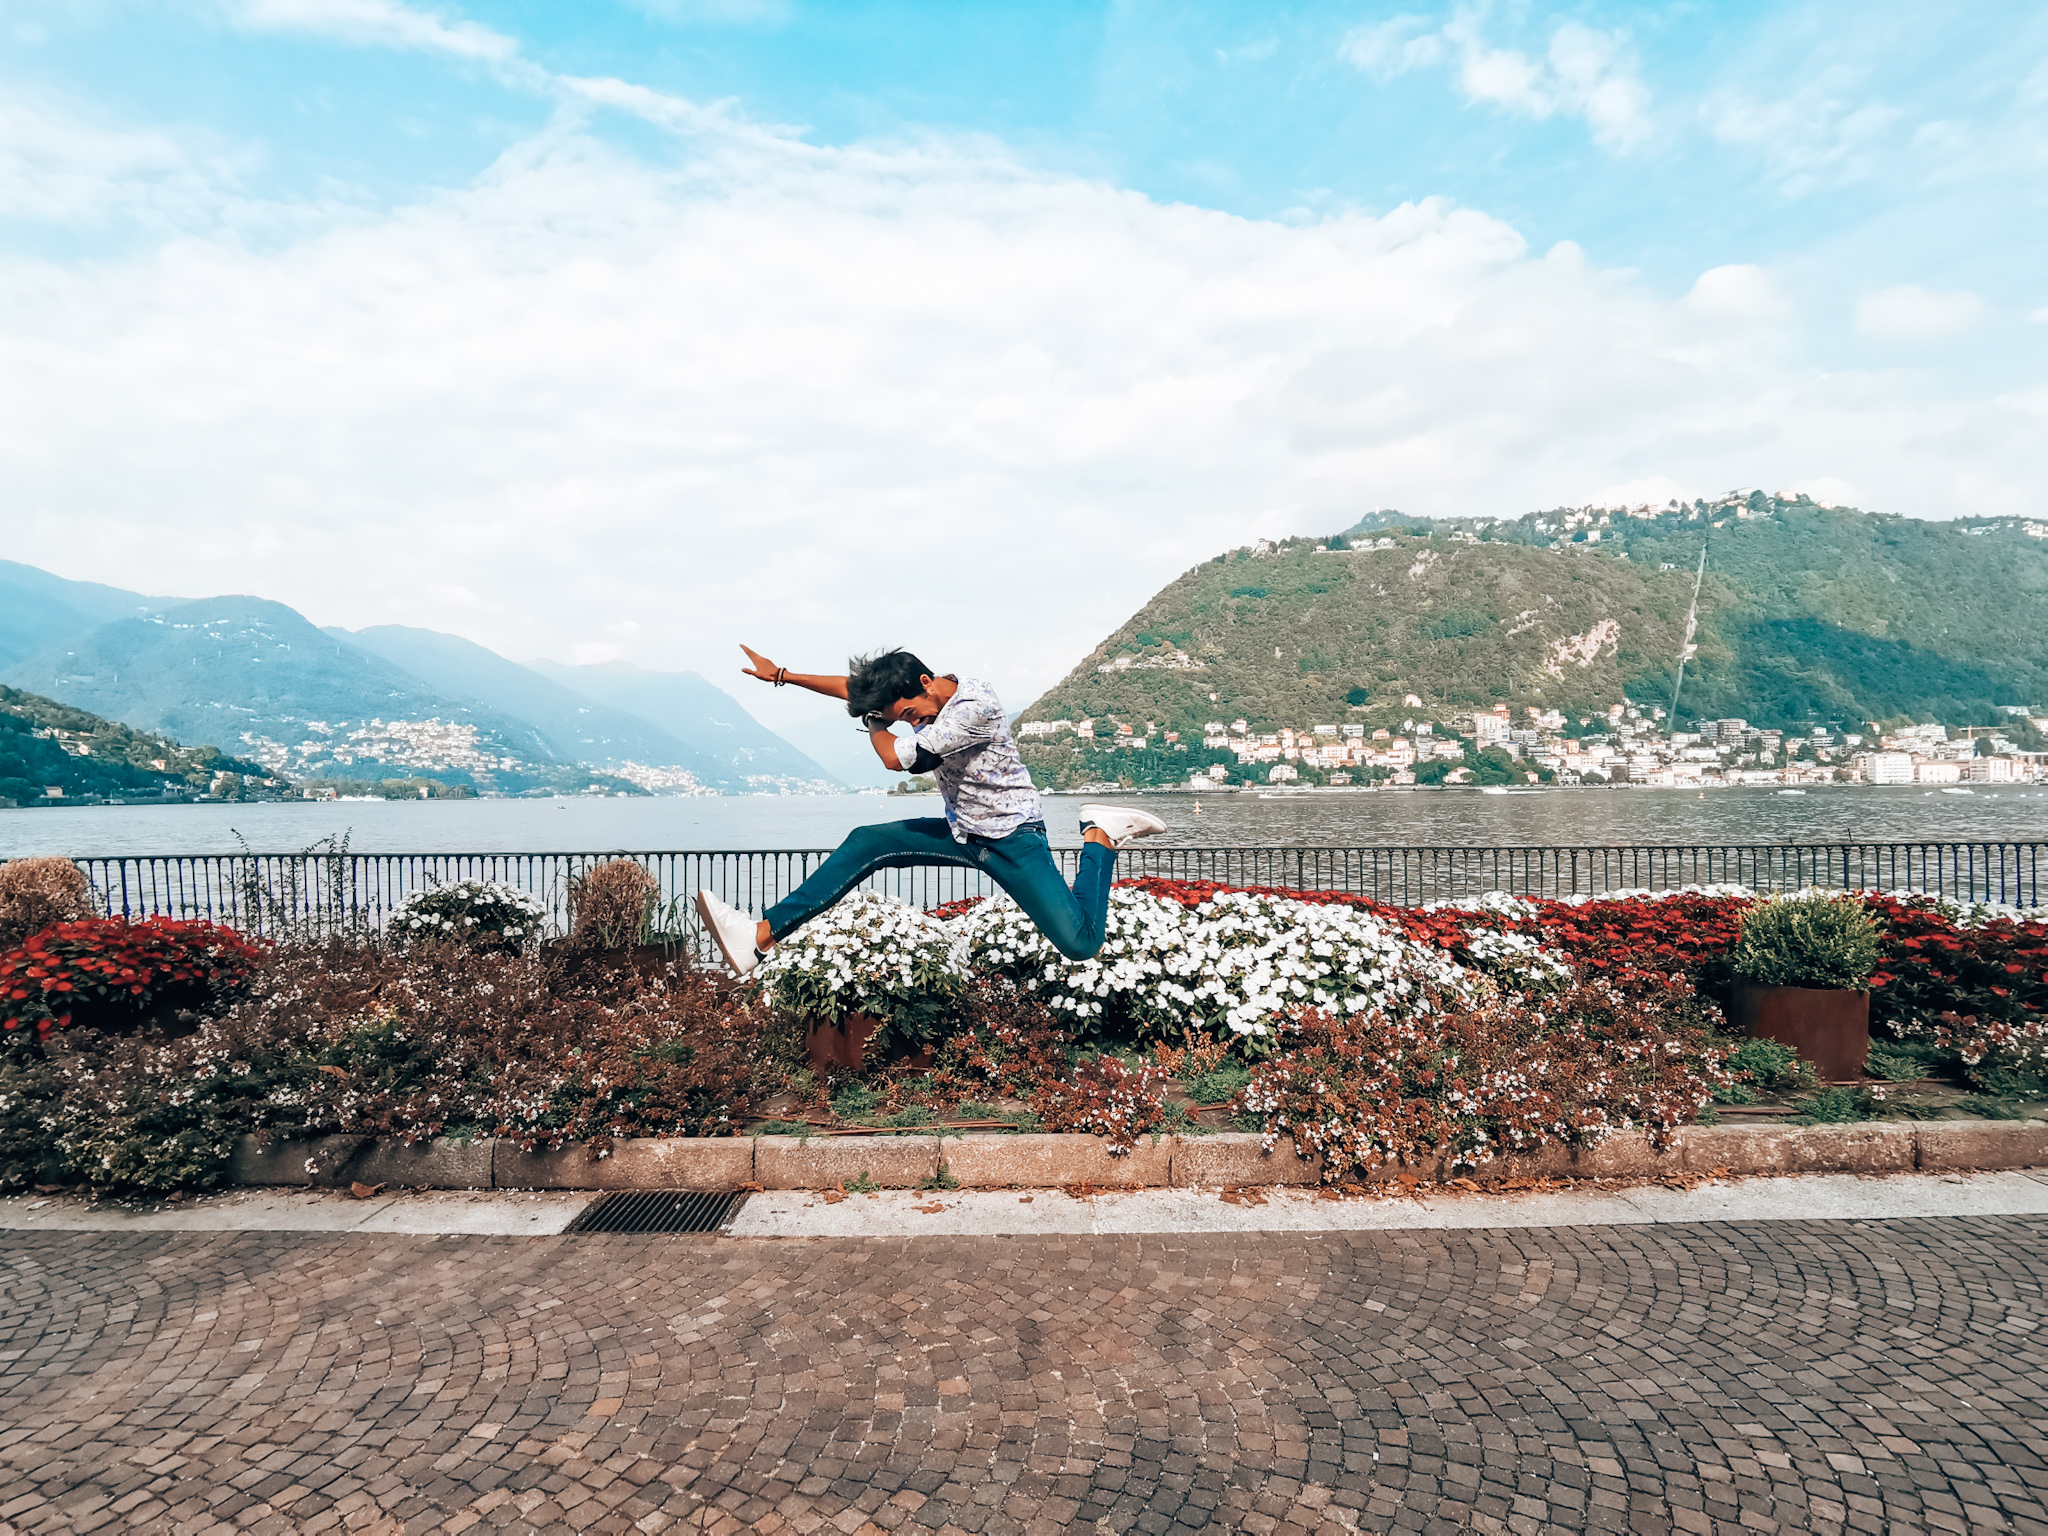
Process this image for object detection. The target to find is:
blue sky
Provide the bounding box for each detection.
[2,1,2045,770]
[17,1,2044,306]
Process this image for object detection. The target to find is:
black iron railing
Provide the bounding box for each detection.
[29,842,2046,955]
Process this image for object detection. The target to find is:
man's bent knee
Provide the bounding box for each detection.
[1043,930,1104,962]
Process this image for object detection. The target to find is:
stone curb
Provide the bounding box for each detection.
[225,1121,2048,1192]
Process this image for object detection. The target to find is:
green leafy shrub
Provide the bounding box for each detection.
[1867,1044,1935,1082]
[1956,1095,2030,1120]
[1796,1086,1879,1123]
[1967,1062,2047,1100]
[1730,893,1881,989]
[1718,1037,1816,1097]
[1185,1064,1251,1104]
[831,1082,885,1119]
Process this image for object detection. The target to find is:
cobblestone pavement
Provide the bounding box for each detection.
[5,1218,2048,1536]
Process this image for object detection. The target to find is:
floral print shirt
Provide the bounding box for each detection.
[899,676,1043,842]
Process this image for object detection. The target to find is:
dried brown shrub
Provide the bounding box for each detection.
[0,857,93,949]
[0,936,777,1192]
[1238,975,1731,1181]
[568,859,661,947]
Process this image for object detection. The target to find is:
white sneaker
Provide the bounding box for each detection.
[694,889,761,976]
[1079,803,1167,849]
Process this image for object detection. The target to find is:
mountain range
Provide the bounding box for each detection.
[0,562,838,795]
[1018,492,2048,747]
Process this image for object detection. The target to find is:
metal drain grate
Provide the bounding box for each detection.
[564,1189,749,1235]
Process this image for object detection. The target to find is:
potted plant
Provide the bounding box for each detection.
[567,858,689,977]
[756,893,967,1073]
[1727,892,1882,1082]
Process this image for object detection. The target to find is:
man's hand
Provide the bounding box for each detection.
[735,647,851,703]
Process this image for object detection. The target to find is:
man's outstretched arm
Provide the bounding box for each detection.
[739,644,848,701]
[738,645,903,771]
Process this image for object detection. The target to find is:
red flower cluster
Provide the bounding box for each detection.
[1864,894,2048,1035]
[0,917,265,1039]
[1524,894,1750,988]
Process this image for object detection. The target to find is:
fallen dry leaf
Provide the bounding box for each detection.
[1018,1196,1034,1204]
[347,1181,385,1200]
[1220,1185,1269,1207]
[916,1203,944,1214]
[738,1181,764,1193]
[823,1190,847,1205]
[316,1064,351,1081]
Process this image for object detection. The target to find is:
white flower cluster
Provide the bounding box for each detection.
[1559,882,1758,905]
[757,892,969,1022]
[1424,891,1542,921]
[959,887,1474,1040]
[389,879,549,945]
[1462,929,1575,990]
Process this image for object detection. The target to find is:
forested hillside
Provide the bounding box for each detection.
[1020,493,2048,747]
[0,686,267,805]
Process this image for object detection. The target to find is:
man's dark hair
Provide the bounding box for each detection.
[846,648,932,716]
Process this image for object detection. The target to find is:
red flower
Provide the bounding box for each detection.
[0,916,265,1037]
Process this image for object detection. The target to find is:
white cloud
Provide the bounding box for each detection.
[1341,12,1652,153]
[226,0,519,62]
[1682,263,1788,322]
[2031,305,2048,323]
[1784,477,1859,509]
[0,111,2038,725]
[626,0,791,22]
[1587,477,1690,510]
[0,94,250,230]
[1856,284,1985,341]
[1339,15,1448,80]
[1705,71,1901,195]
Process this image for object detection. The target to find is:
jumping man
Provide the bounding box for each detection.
[693,646,1166,974]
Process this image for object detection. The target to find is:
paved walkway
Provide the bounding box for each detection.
[10,1170,2048,1240]
[6,1203,2048,1535]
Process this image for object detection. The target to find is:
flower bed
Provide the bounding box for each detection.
[1,876,2042,1195]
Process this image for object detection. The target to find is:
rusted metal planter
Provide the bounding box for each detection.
[806,1011,884,1073]
[1730,984,1871,1082]
[804,1012,936,1074]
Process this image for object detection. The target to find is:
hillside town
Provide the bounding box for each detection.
[1018,703,2048,789]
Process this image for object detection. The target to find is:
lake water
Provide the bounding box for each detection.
[4,784,2047,858]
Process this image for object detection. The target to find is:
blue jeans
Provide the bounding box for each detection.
[762,818,1117,960]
